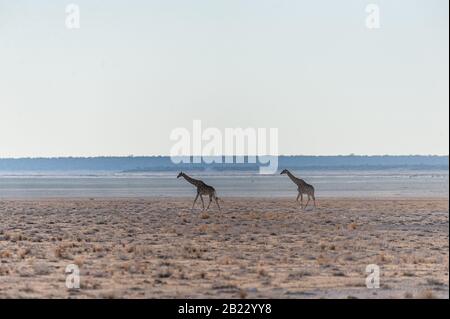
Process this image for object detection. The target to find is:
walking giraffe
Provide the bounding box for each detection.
[177,172,221,211]
[280,169,316,209]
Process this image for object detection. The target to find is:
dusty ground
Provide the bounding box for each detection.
[0,197,448,299]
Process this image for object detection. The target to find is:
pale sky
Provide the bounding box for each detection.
[0,0,448,157]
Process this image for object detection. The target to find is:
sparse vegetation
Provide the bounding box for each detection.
[0,198,447,298]
[404,292,413,299]
[419,290,437,299]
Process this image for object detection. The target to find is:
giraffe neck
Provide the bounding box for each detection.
[286,171,302,185]
[182,174,201,186]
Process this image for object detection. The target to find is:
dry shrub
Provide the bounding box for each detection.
[257,268,269,277]
[378,253,389,263]
[18,247,31,259]
[419,290,437,299]
[133,245,151,258]
[218,256,233,265]
[198,224,208,233]
[316,255,331,266]
[74,256,85,267]
[200,212,210,219]
[239,289,248,299]
[54,245,66,259]
[0,250,12,259]
[100,290,118,299]
[426,278,444,286]
[6,232,23,242]
[183,245,203,259]
[404,292,413,299]
[118,262,131,272]
[0,265,10,276]
[157,267,172,278]
[93,244,103,253]
[288,270,311,279]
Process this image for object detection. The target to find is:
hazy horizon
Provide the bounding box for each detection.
[0,155,448,198]
[1,155,448,172]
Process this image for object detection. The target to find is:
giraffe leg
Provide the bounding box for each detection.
[312,194,316,208]
[191,194,199,211]
[300,194,304,209]
[305,195,310,209]
[200,195,205,210]
[296,193,300,202]
[215,196,221,211]
[207,195,212,210]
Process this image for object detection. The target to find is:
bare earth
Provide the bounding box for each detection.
[0,197,448,299]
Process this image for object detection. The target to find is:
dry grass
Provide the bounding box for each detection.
[419,290,437,299]
[18,247,31,259]
[0,197,447,299]
[0,250,12,259]
[404,292,413,298]
[200,212,210,219]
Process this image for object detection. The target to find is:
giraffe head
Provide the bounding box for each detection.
[177,172,184,178]
[280,169,289,175]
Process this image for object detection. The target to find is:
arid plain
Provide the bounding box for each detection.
[0,197,448,299]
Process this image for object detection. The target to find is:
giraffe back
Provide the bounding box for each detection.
[197,182,216,195]
[296,179,315,195]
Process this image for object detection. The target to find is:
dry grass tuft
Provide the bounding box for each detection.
[419,290,437,299]
[404,292,413,299]
[239,289,247,299]
[157,267,173,278]
[257,268,269,277]
[426,278,444,286]
[18,247,31,259]
[74,256,85,267]
[200,212,210,219]
[0,265,10,276]
[54,245,67,259]
[0,250,12,259]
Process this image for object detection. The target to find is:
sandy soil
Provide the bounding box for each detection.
[0,197,448,299]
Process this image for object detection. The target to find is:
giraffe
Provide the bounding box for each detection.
[177,172,221,211]
[280,169,316,209]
